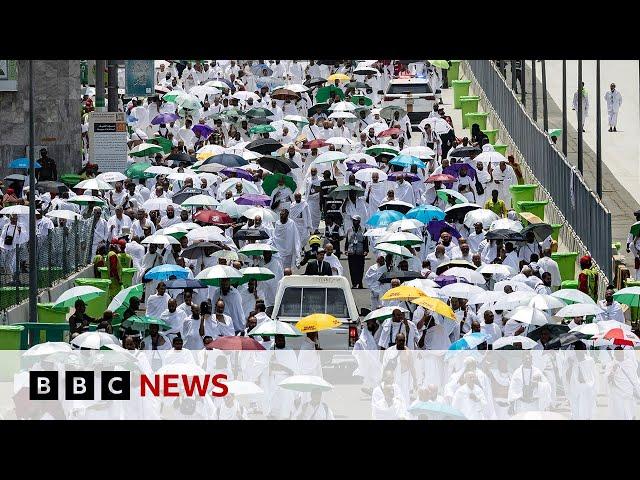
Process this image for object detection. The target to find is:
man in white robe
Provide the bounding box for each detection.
[378,309,418,350]
[160,299,185,339]
[146,282,171,319]
[289,193,313,248]
[270,209,301,270]
[596,288,626,323]
[371,369,408,420]
[364,256,386,310]
[604,83,622,131]
[565,348,597,419]
[492,161,517,207]
[572,83,589,132]
[322,243,343,276]
[303,167,322,231]
[537,249,561,289]
[452,372,489,420]
[209,279,246,334]
[392,175,416,205]
[605,349,640,420]
[365,171,387,214]
[508,352,553,415]
[260,251,283,308]
[270,180,294,214]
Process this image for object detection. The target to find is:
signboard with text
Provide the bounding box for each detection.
[125,60,154,97]
[0,60,18,91]
[89,112,128,173]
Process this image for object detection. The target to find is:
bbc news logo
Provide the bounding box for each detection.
[29,371,229,400]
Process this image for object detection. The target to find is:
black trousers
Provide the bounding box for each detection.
[348,254,365,287]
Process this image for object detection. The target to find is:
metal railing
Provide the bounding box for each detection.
[0,218,94,313]
[465,60,612,285]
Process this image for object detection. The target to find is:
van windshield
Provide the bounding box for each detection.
[278,287,349,319]
[387,83,432,94]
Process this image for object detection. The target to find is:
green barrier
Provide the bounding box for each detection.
[122,268,138,289]
[561,280,579,290]
[492,144,508,156]
[448,61,461,82]
[460,96,480,128]
[38,267,64,288]
[510,184,538,211]
[0,325,25,350]
[517,200,548,221]
[60,174,84,189]
[464,112,489,131]
[452,80,471,109]
[74,278,111,319]
[552,252,579,283]
[15,323,70,349]
[37,303,68,324]
[0,287,29,310]
[551,224,563,242]
[481,129,499,144]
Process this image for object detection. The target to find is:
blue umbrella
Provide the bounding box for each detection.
[151,113,181,125]
[448,332,491,350]
[202,153,248,168]
[366,210,404,227]
[406,205,445,222]
[389,155,426,169]
[251,63,273,76]
[164,279,208,289]
[9,157,41,169]
[408,401,466,419]
[144,264,190,281]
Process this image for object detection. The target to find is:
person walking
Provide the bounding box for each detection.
[572,82,589,132]
[604,83,622,132]
[344,215,369,289]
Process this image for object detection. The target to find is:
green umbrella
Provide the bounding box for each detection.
[53,286,104,309]
[162,91,185,103]
[238,243,279,256]
[327,184,365,200]
[249,124,276,135]
[548,128,562,137]
[380,105,407,120]
[262,173,297,196]
[125,162,154,179]
[315,85,345,103]
[130,143,164,158]
[437,188,469,205]
[630,222,640,238]
[223,108,244,118]
[107,284,144,318]
[365,145,400,156]
[121,315,171,332]
[239,267,276,283]
[613,287,640,308]
[428,60,450,69]
[149,136,173,154]
[350,95,373,106]
[245,108,274,118]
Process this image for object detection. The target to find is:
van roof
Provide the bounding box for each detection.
[278,274,353,288]
[390,78,429,85]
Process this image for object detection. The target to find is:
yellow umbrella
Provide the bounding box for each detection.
[411,296,456,321]
[327,73,351,83]
[381,286,427,302]
[296,314,341,333]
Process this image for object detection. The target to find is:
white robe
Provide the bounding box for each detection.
[209,287,246,332]
[289,200,313,247]
[270,219,301,269]
[324,252,343,276]
[261,257,283,308]
[566,356,597,419]
[146,293,171,319]
[393,182,415,205]
[452,383,488,420]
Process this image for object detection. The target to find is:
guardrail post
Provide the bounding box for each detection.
[532,60,537,121]
[577,60,584,174]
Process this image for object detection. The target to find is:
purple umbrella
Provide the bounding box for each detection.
[434,275,470,288]
[235,193,271,206]
[192,124,214,138]
[443,163,477,181]
[151,113,180,125]
[347,162,376,173]
[221,167,254,181]
[427,220,461,241]
[388,172,421,183]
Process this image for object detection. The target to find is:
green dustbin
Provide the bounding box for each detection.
[74,278,111,319]
[38,267,64,288]
[60,174,84,189]
[0,287,29,310]
[0,325,25,350]
[492,144,508,156]
[448,61,461,81]
[510,184,538,211]
[517,200,548,221]
[551,224,563,242]
[37,303,69,324]
[464,112,490,131]
[460,96,480,128]
[561,280,579,290]
[481,129,499,144]
[552,252,579,283]
[624,280,640,321]
[122,268,138,289]
[452,80,471,109]
[98,267,109,279]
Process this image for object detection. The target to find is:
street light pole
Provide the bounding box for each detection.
[28,60,37,323]
[532,60,537,121]
[107,60,118,112]
[562,60,568,156]
[541,60,549,132]
[521,59,525,105]
[578,60,584,174]
[95,60,105,111]
[596,60,602,198]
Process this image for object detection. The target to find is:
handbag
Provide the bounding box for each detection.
[475,178,485,196]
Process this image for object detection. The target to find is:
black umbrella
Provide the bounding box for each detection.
[202,153,248,168]
[171,187,208,206]
[546,332,584,349]
[485,229,525,242]
[345,81,371,89]
[233,229,270,241]
[379,271,423,283]
[521,223,553,242]
[181,242,223,259]
[435,260,477,275]
[444,203,481,222]
[164,279,208,289]
[448,146,482,158]
[4,174,27,183]
[527,324,570,343]
[247,117,271,125]
[246,138,282,155]
[166,152,197,164]
[256,156,298,174]
[327,184,365,200]
[378,201,413,214]
[35,181,68,195]
[304,77,328,87]
[308,103,329,116]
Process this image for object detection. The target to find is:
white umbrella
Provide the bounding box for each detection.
[419,117,452,134]
[464,209,499,229]
[387,218,424,231]
[475,151,507,164]
[493,336,538,350]
[141,234,180,246]
[442,267,486,285]
[0,205,29,215]
[325,137,357,147]
[284,84,309,93]
[505,306,549,326]
[189,85,221,100]
[328,111,357,120]
[172,222,201,231]
[141,197,174,212]
[555,303,605,318]
[355,168,387,183]
[493,291,536,311]
[527,294,566,310]
[328,101,356,112]
[217,199,251,218]
[270,120,299,138]
[468,290,506,305]
[186,226,227,243]
[363,227,388,238]
[242,206,278,223]
[278,375,333,392]
[156,225,189,237]
[196,265,243,284]
[67,195,106,205]
[404,278,440,290]
[374,242,412,258]
[196,163,226,174]
[238,243,278,255]
[204,80,230,90]
[489,218,523,232]
[74,178,114,191]
[218,178,260,195]
[378,231,422,246]
[145,165,174,176]
[70,331,120,350]
[96,171,128,183]
[196,144,226,158]
[226,380,264,397]
[399,145,436,159]
[363,306,410,322]
[53,286,104,309]
[211,250,242,262]
[233,91,260,102]
[493,280,535,293]
[181,194,219,208]
[345,153,377,165]
[46,210,82,222]
[440,283,485,300]
[23,342,73,358]
[550,289,596,305]
[284,114,309,123]
[477,264,516,277]
[107,284,143,314]
[314,151,348,164]
[248,320,302,338]
[167,171,200,182]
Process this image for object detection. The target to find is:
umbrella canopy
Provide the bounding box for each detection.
[35,181,67,194]
[428,60,450,69]
[195,265,243,286]
[381,285,427,302]
[0,205,29,215]
[485,229,525,241]
[374,242,413,258]
[475,151,508,164]
[129,143,164,158]
[613,286,640,307]
[527,294,566,310]
[180,242,223,259]
[494,280,535,293]
[378,271,423,284]
[350,95,373,106]
[209,336,265,351]
[365,145,400,156]
[248,320,302,338]
[449,332,491,350]
[262,173,297,196]
[46,210,82,222]
[304,77,327,88]
[489,218,524,232]
[235,193,271,207]
[439,283,485,300]
[315,85,345,103]
[125,162,154,179]
[363,306,410,323]
[144,264,190,281]
[23,342,73,358]
[442,267,486,285]
[493,291,537,310]
[202,153,248,168]
[468,290,506,305]
[378,200,413,214]
[555,303,604,318]
[192,124,214,139]
[387,218,424,232]
[419,117,452,134]
[278,375,333,392]
[505,306,550,326]
[448,146,482,158]
[194,209,233,225]
[411,296,456,320]
[389,155,426,169]
[242,206,278,223]
[493,336,538,350]
[477,264,516,277]
[141,234,180,246]
[426,174,457,183]
[53,286,104,308]
[151,112,181,125]
[256,155,297,174]
[327,184,365,200]
[380,105,407,120]
[239,266,275,283]
[314,151,348,165]
[70,331,120,350]
[408,402,466,420]
[328,101,357,112]
[445,203,481,221]
[68,195,106,206]
[233,229,270,241]
[355,168,388,183]
[629,221,640,238]
[592,327,640,347]
[426,220,461,241]
[400,145,436,160]
[238,243,278,256]
[180,194,219,208]
[164,279,207,290]
[121,315,171,332]
[74,178,114,191]
[464,209,500,229]
[437,188,468,205]
[307,103,330,117]
[443,163,477,181]
[144,165,173,176]
[249,124,276,135]
[550,289,596,305]
[246,138,282,155]
[378,231,422,247]
[296,314,341,333]
[271,88,301,101]
[9,157,41,169]
[521,223,553,242]
[387,172,421,183]
[327,73,350,82]
[406,205,445,223]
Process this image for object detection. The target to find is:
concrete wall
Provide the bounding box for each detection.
[0,60,82,178]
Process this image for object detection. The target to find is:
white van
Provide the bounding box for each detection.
[383,77,437,129]
[270,275,362,350]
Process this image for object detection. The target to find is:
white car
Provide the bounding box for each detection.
[383,78,437,129]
